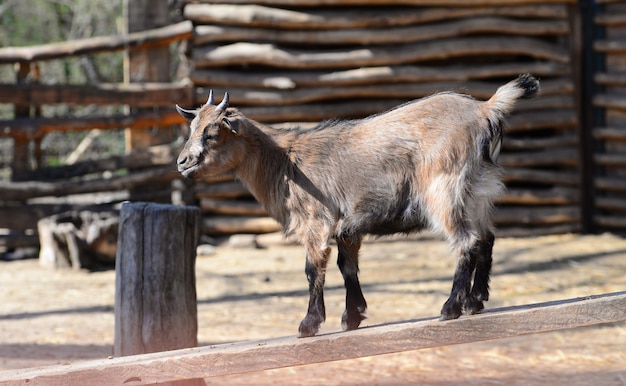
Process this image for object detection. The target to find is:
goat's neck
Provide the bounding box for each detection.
[234,120,293,224]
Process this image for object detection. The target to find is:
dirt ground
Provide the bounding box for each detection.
[1,232,625,385]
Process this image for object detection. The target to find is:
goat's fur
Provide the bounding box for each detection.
[176,74,540,337]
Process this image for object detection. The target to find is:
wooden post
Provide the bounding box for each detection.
[114,202,200,357]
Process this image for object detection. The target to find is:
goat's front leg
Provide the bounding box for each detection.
[298,245,331,338]
[337,235,367,331]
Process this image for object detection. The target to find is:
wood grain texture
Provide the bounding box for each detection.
[2,291,624,386]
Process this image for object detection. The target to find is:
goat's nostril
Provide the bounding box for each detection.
[177,156,187,166]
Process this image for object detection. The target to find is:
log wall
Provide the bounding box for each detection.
[592,1,626,232]
[184,0,582,237]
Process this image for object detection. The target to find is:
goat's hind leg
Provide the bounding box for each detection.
[440,239,477,321]
[465,231,494,315]
[337,235,367,331]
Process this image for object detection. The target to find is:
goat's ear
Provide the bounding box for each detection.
[176,105,197,122]
[222,117,239,135]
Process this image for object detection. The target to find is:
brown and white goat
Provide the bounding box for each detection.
[176,74,539,337]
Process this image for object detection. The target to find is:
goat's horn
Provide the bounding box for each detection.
[206,90,214,105]
[216,92,229,112]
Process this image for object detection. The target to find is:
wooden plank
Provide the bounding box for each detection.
[495,222,581,237]
[1,291,623,385]
[193,37,569,69]
[195,180,251,199]
[0,21,192,64]
[200,198,267,216]
[594,152,626,167]
[593,127,626,141]
[197,82,573,107]
[203,215,281,235]
[234,102,577,125]
[17,143,180,181]
[0,110,186,140]
[595,176,626,193]
[503,168,579,186]
[185,4,568,30]
[596,196,626,211]
[191,62,570,89]
[497,186,579,205]
[498,148,579,167]
[0,83,193,107]
[494,205,580,225]
[194,17,569,45]
[502,133,578,150]
[0,166,177,201]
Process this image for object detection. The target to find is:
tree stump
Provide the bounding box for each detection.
[38,210,119,270]
[114,202,200,359]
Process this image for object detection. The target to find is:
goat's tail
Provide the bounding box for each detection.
[480,74,540,162]
[484,74,540,118]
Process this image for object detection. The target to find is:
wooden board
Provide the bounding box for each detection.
[1,291,624,386]
[185,4,568,30]
[0,21,192,63]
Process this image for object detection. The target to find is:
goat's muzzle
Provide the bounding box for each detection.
[177,153,198,178]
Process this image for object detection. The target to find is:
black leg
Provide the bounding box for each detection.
[298,248,330,338]
[337,236,367,331]
[440,245,477,320]
[466,231,494,314]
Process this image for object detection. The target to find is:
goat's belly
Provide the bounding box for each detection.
[341,212,427,236]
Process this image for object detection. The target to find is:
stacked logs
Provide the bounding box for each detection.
[593,1,626,232]
[185,1,581,237]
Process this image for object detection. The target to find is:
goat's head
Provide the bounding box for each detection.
[176,91,243,178]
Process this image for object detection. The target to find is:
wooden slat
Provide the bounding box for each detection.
[494,205,580,225]
[595,215,626,229]
[191,62,570,89]
[594,153,626,167]
[595,177,626,193]
[185,4,568,30]
[0,110,186,140]
[498,148,579,167]
[596,196,626,211]
[0,167,178,201]
[203,215,281,234]
[198,82,573,107]
[1,291,623,385]
[195,181,252,199]
[194,17,568,45]
[593,93,626,110]
[200,198,267,216]
[0,83,193,107]
[503,168,579,186]
[496,222,581,237]
[502,133,578,150]
[593,127,626,142]
[0,21,192,63]
[193,37,569,69]
[497,186,579,205]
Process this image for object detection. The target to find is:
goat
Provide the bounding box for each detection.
[176,74,539,337]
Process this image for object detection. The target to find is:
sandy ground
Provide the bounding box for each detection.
[0,232,625,385]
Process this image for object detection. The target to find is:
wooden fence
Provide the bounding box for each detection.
[0,20,194,251]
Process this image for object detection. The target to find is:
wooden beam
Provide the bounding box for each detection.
[185,4,568,30]
[0,83,193,107]
[194,17,569,46]
[1,291,624,385]
[191,62,570,89]
[0,21,192,64]
[193,37,569,69]
[0,110,186,140]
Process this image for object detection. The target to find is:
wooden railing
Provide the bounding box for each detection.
[0,20,194,250]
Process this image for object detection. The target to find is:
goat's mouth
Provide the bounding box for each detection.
[179,164,199,178]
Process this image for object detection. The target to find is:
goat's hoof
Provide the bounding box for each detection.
[464,297,485,315]
[298,316,322,338]
[341,308,367,331]
[440,301,462,321]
